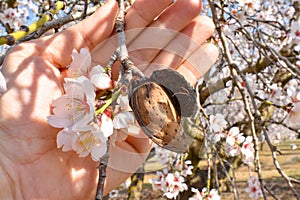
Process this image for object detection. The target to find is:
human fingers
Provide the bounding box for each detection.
[41,0,118,68]
[125,0,173,29]
[176,43,219,85]
[91,0,174,66]
[142,16,217,81]
[127,0,203,67]
[91,0,202,68]
[103,132,152,195]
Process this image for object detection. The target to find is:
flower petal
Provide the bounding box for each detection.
[0,71,7,95]
[68,48,92,78]
[91,144,107,161]
[101,114,114,137]
[91,73,112,90]
[47,115,71,128]
[113,111,135,129]
[57,128,75,152]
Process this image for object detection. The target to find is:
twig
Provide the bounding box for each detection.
[94,0,143,199]
[205,132,212,193]
[0,3,99,66]
[262,127,300,199]
[19,5,98,43]
[264,184,279,200]
[0,1,65,45]
[207,1,268,199]
[215,153,239,200]
[106,50,119,69]
[94,47,120,200]
[115,0,144,85]
[81,0,88,19]
[95,140,110,200]
[198,1,298,105]
[212,153,219,190]
[291,178,300,185]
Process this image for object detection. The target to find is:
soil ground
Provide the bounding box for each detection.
[107,139,300,200]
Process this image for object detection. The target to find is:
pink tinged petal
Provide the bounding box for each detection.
[64,77,95,101]
[209,114,227,132]
[50,97,74,126]
[189,187,203,200]
[237,135,245,144]
[47,96,75,128]
[119,95,130,111]
[71,112,94,132]
[164,191,178,199]
[101,114,114,137]
[72,134,89,158]
[285,103,300,129]
[89,65,112,90]
[56,128,76,152]
[78,48,92,69]
[89,65,105,76]
[226,137,235,146]
[113,112,131,129]
[75,130,107,161]
[287,86,295,97]
[0,71,7,95]
[91,73,112,90]
[79,123,106,140]
[64,79,84,98]
[51,95,73,116]
[126,112,135,124]
[296,93,300,101]
[213,132,223,143]
[228,127,240,137]
[47,93,92,129]
[246,136,253,143]
[78,150,90,158]
[47,115,72,128]
[77,76,96,100]
[91,143,107,161]
[68,48,92,78]
[61,77,96,130]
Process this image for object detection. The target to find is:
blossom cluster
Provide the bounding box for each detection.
[0,0,299,198]
[209,114,255,165]
[201,0,300,135]
[0,1,40,90]
[149,170,187,199]
[284,82,300,129]
[189,187,221,200]
[245,176,263,199]
[47,48,137,161]
[149,159,194,199]
[153,144,177,166]
[0,0,38,31]
[150,145,220,200]
[149,113,256,199]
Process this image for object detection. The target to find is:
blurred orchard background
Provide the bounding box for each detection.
[0,0,300,199]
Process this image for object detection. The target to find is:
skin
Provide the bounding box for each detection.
[0,0,218,199]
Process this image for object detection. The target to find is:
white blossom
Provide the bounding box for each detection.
[245,176,263,199]
[47,76,95,131]
[209,114,227,133]
[0,70,7,95]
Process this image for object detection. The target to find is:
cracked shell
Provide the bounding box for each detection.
[129,69,196,153]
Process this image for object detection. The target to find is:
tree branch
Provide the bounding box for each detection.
[0,1,65,45]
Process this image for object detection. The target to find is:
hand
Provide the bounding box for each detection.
[0,0,218,199]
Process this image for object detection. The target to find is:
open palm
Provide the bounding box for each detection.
[0,0,217,199]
